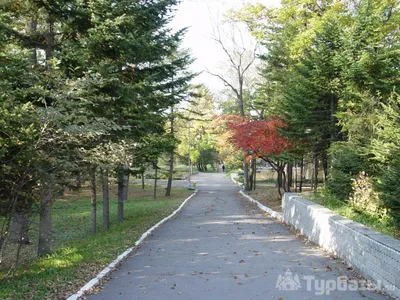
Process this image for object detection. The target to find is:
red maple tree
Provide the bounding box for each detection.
[227,118,292,196]
[229,118,291,158]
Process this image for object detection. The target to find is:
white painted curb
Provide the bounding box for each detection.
[67,191,198,300]
[230,173,238,184]
[230,173,243,188]
[239,190,283,221]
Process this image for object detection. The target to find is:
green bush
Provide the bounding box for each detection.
[309,188,397,238]
[379,156,400,230]
[326,142,365,199]
[349,171,385,217]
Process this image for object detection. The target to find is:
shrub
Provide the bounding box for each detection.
[326,142,365,199]
[379,157,400,230]
[349,171,385,217]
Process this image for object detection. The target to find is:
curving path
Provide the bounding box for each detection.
[88,173,387,300]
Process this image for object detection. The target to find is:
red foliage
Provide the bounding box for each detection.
[228,118,291,158]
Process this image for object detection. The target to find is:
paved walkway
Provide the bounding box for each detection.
[89,173,387,300]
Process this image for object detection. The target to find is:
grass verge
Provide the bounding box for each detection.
[0,184,193,299]
[306,190,398,239]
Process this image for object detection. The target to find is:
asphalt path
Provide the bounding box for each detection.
[88,173,387,300]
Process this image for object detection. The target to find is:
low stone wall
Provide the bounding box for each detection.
[283,193,400,298]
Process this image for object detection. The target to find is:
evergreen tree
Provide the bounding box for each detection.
[0,0,193,260]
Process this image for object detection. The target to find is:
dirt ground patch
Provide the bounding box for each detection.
[245,185,282,213]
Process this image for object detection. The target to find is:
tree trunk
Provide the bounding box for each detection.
[102,168,109,231]
[313,154,319,192]
[37,13,55,258]
[117,168,124,223]
[44,14,54,64]
[310,161,314,191]
[299,158,304,193]
[123,168,129,202]
[248,159,254,191]
[141,171,145,189]
[166,95,175,197]
[284,164,289,192]
[239,91,245,117]
[322,152,328,183]
[286,163,293,192]
[166,151,174,196]
[10,213,30,244]
[29,14,37,64]
[153,162,158,199]
[75,172,82,189]
[252,159,257,190]
[330,93,336,143]
[38,186,52,256]
[276,169,283,189]
[0,188,21,264]
[276,168,283,198]
[294,162,298,192]
[282,168,287,192]
[89,167,97,234]
[243,159,250,191]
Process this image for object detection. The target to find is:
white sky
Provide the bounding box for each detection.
[170,0,281,93]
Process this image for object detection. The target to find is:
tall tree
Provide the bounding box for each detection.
[0,0,194,263]
[208,20,259,190]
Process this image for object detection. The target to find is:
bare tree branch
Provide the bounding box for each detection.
[242,42,259,74]
[211,35,239,70]
[207,71,240,98]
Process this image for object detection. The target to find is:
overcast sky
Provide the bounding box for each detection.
[170,0,281,93]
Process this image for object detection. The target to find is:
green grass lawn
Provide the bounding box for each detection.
[0,184,193,299]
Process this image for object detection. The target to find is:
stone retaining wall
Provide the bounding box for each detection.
[283,193,400,299]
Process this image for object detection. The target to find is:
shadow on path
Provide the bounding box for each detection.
[88,173,387,300]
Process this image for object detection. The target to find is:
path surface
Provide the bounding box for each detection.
[89,173,387,300]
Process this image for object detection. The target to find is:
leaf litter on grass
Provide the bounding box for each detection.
[0,184,193,299]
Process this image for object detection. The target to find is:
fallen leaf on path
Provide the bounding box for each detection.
[326,265,332,271]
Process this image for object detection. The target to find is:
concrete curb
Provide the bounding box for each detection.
[230,173,243,188]
[239,190,283,221]
[67,191,198,300]
[230,173,283,221]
